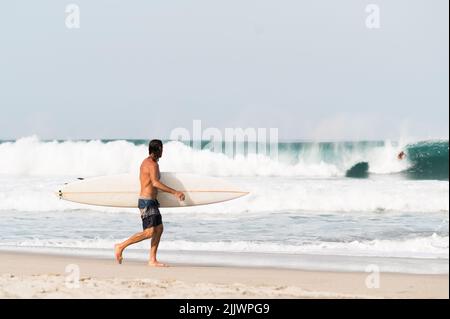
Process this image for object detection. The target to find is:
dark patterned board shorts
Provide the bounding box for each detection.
[138,198,162,230]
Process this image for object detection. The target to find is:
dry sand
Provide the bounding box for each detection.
[0,251,448,299]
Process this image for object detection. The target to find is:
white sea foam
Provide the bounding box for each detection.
[1,234,447,260]
[0,136,146,176]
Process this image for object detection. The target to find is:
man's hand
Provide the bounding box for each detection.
[174,191,185,201]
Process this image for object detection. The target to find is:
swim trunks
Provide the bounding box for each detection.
[138,198,162,230]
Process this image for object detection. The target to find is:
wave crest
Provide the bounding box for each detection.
[0,136,447,179]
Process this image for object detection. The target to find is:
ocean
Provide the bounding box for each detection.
[0,136,448,274]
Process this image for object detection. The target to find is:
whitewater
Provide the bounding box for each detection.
[0,136,417,177]
[0,137,448,274]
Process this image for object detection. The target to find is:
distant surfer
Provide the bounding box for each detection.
[397,151,406,160]
[114,139,185,267]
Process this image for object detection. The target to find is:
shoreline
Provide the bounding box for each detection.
[1,246,448,275]
[0,250,448,299]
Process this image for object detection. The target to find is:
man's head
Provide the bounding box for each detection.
[148,139,163,160]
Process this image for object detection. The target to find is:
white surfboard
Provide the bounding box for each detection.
[57,173,248,208]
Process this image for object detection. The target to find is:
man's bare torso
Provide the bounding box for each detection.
[139,157,160,199]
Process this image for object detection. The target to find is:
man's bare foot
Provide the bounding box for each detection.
[114,244,123,264]
[148,261,168,267]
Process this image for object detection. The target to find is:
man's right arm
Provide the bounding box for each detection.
[149,165,185,201]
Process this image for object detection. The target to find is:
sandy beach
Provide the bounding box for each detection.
[0,251,447,299]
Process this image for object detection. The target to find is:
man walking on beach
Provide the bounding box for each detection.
[114,140,185,267]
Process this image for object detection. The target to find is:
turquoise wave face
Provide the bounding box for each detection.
[343,141,448,180]
[405,141,449,180]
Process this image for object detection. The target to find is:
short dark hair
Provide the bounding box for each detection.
[148,139,163,157]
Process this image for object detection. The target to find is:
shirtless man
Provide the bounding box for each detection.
[114,139,185,267]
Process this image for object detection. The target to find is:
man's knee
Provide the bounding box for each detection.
[152,224,163,236]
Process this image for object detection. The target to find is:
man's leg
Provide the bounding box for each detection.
[115,228,154,264]
[149,224,167,267]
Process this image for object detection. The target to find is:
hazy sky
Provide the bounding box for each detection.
[0,1,448,140]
